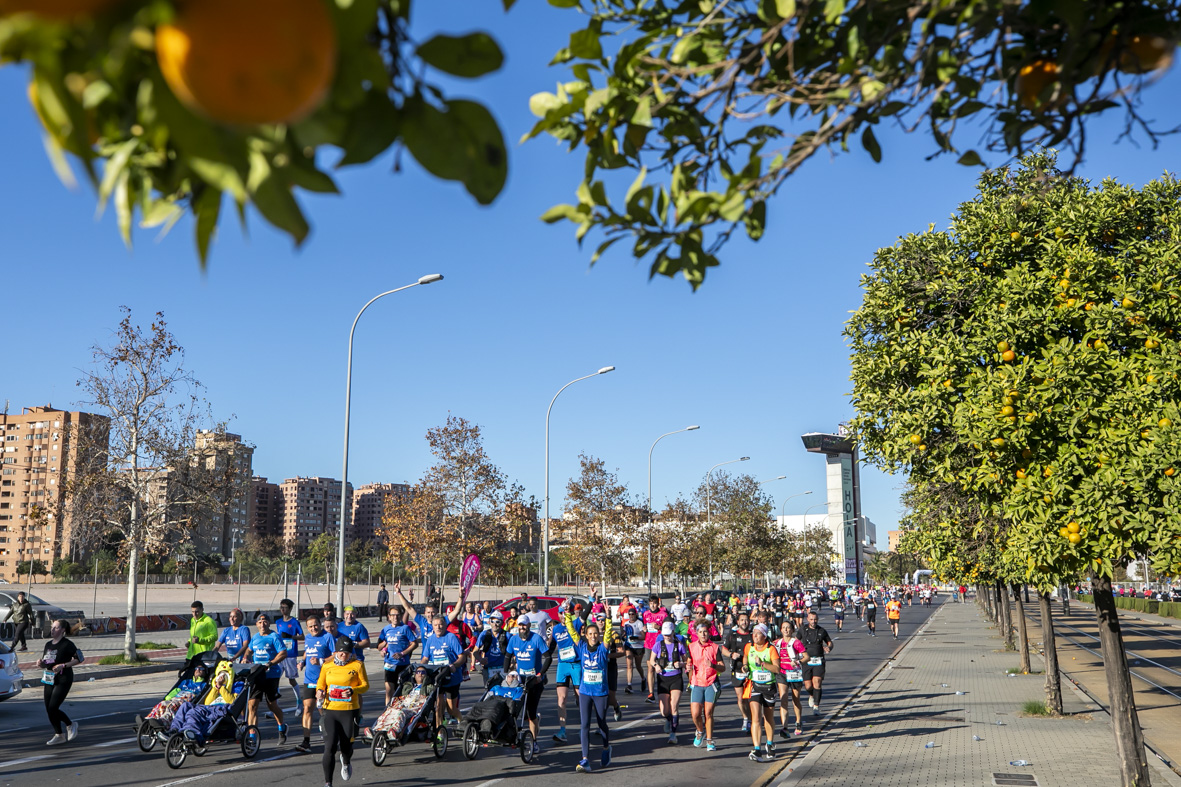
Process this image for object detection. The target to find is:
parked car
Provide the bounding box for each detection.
[492,595,589,623]
[0,640,23,702]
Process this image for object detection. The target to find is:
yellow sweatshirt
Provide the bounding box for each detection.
[315,660,369,711]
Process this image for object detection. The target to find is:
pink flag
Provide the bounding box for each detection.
[461,554,482,597]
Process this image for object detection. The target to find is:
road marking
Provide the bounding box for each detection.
[0,709,148,735]
[152,751,300,786]
[0,755,52,769]
[93,736,137,748]
[615,711,660,730]
[473,780,504,787]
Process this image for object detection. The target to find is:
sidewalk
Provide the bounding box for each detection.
[775,600,1181,787]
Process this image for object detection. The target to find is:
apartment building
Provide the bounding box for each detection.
[186,430,254,556]
[248,476,283,539]
[351,482,408,544]
[279,476,353,552]
[0,406,109,583]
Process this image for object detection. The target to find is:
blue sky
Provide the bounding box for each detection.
[3,3,1181,540]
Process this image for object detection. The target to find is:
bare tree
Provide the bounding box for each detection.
[562,453,636,588]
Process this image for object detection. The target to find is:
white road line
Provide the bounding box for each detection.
[0,755,52,769]
[615,711,660,730]
[0,709,146,735]
[93,736,137,748]
[152,751,300,787]
[473,780,504,787]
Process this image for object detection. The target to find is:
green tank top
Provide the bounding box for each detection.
[746,643,775,684]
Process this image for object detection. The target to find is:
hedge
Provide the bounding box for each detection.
[1075,594,1180,619]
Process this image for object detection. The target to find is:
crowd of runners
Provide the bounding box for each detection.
[19,580,934,785]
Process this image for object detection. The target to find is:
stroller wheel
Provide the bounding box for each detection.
[241,725,261,759]
[462,723,480,761]
[371,732,389,767]
[432,724,449,760]
[519,730,536,764]
[137,720,157,753]
[164,733,187,770]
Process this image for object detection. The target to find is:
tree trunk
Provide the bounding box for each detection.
[1039,592,1063,715]
[1094,576,1151,787]
[999,581,1014,650]
[1012,583,1031,674]
[123,515,139,662]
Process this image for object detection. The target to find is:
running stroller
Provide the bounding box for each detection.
[135,650,224,753]
[370,663,450,765]
[460,677,535,764]
[162,664,261,769]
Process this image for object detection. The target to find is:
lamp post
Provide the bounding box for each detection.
[646,425,700,595]
[759,475,787,486]
[336,274,443,612]
[778,490,814,522]
[705,457,749,589]
[544,366,615,595]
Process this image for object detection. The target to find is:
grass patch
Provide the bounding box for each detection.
[97,654,152,666]
[1006,667,1022,674]
[137,641,174,650]
[1020,699,1053,716]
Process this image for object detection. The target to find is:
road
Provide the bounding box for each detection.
[0,600,941,787]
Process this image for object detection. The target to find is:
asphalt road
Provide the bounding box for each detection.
[0,599,942,787]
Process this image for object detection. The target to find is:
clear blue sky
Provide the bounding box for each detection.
[3,3,1180,539]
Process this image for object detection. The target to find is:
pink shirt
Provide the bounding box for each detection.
[689,624,720,643]
[775,637,806,674]
[642,609,668,650]
[688,640,721,688]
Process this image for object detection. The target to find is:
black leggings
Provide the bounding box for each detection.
[12,622,29,650]
[321,709,354,784]
[44,675,73,734]
[578,692,609,761]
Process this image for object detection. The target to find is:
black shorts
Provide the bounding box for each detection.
[300,685,318,702]
[656,673,684,695]
[749,682,777,707]
[438,683,460,699]
[607,659,618,692]
[385,665,410,685]
[254,676,281,703]
[802,662,826,681]
[524,681,545,720]
[865,611,877,622]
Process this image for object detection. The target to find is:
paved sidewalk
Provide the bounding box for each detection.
[776,600,1181,787]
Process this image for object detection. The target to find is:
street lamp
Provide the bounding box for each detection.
[759,475,788,486]
[778,490,814,522]
[336,274,443,612]
[647,425,700,595]
[705,456,749,588]
[543,366,615,595]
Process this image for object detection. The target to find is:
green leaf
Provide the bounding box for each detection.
[569,27,603,60]
[671,35,696,65]
[957,150,984,166]
[402,98,507,205]
[416,32,504,78]
[193,187,222,269]
[776,0,797,19]
[547,0,580,6]
[114,168,132,248]
[96,139,137,218]
[529,91,563,118]
[824,0,844,23]
[744,200,767,240]
[337,90,400,167]
[540,204,586,223]
[250,154,310,246]
[718,190,746,222]
[861,126,882,163]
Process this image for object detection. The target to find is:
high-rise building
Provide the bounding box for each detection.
[351,482,408,544]
[888,530,902,552]
[188,430,254,556]
[248,476,283,540]
[279,476,353,553]
[0,405,109,583]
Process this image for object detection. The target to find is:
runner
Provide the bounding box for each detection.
[832,596,845,633]
[506,617,553,758]
[322,602,337,624]
[560,612,621,772]
[37,619,81,745]
[774,620,806,738]
[724,610,754,732]
[473,611,508,685]
[741,623,779,762]
[316,635,368,786]
[462,601,480,634]
[297,614,335,754]
[799,610,834,716]
[622,607,647,695]
[377,606,417,706]
[864,591,878,637]
[600,611,624,721]
[642,595,669,704]
[688,606,720,642]
[551,599,584,744]
[687,619,723,752]
[421,615,469,729]
[186,600,218,660]
[217,608,252,662]
[886,594,903,639]
[670,594,691,636]
[244,613,289,744]
[648,621,687,745]
[336,605,371,728]
[516,595,553,641]
[275,598,305,706]
[617,594,636,621]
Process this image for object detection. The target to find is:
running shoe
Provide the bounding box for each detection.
[764,745,775,760]
[296,739,312,753]
[613,707,622,722]
[779,727,790,740]
[794,727,803,737]
[809,697,817,710]
[577,758,591,772]
[67,722,79,742]
[742,719,751,733]
[625,685,633,694]
[668,732,677,745]
[553,729,568,743]
[646,693,656,704]
[663,718,671,734]
[694,731,704,747]
[601,745,612,768]
[278,724,287,745]
[533,742,541,757]
[748,749,764,762]
[46,734,66,746]
[706,739,717,752]
[340,753,353,782]
[813,705,821,716]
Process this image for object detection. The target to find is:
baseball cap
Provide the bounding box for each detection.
[334,635,355,653]
[661,621,675,635]
[490,611,504,620]
[754,624,770,636]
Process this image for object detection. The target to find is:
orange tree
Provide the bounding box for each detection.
[2,0,509,262]
[847,151,1181,786]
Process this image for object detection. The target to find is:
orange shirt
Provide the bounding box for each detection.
[886,600,902,620]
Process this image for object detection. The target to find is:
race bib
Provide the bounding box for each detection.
[518,667,536,678]
[808,657,823,666]
[867,604,876,610]
[327,684,353,702]
[431,653,450,665]
[752,669,773,684]
[734,671,748,681]
[283,638,295,651]
[559,645,576,661]
[583,669,603,685]
[784,669,802,682]
[628,637,645,648]
[646,623,658,633]
[41,670,55,686]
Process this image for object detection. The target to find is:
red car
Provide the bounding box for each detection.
[493,595,589,622]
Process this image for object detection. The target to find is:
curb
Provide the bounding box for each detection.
[750,603,946,787]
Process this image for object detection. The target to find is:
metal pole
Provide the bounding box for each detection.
[92,556,98,618]
[544,367,615,595]
[143,557,149,617]
[367,563,372,608]
[647,426,699,596]
[237,562,242,608]
[295,564,302,616]
[336,275,443,613]
[283,562,288,601]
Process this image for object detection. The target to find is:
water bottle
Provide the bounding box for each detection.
[940,683,949,688]
[972,735,982,741]
[924,741,936,749]
[995,720,1006,726]
[1010,760,1030,767]
[955,691,966,695]
[854,741,867,748]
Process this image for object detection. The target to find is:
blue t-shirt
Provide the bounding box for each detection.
[553,616,583,662]
[218,625,252,660]
[274,617,303,659]
[507,633,549,681]
[380,623,415,668]
[422,632,464,687]
[412,614,431,643]
[249,631,287,679]
[302,631,335,686]
[337,621,370,660]
[577,641,611,698]
[476,629,507,669]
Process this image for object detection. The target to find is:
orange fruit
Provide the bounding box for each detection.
[909,434,922,445]
[1167,467,1177,477]
[0,0,119,19]
[1119,35,1175,74]
[997,341,1011,352]
[1015,59,1061,110]
[1067,521,1080,533]
[1067,532,1081,545]
[1059,527,1071,538]
[1001,350,1016,363]
[1016,468,1027,480]
[157,0,338,126]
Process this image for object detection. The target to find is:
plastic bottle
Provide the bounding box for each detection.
[995,720,1006,726]
[1010,760,1030,766]
[924,741,936,748]
[955,691,966,695]
[855,741,867,748]
[972,735,982,741]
